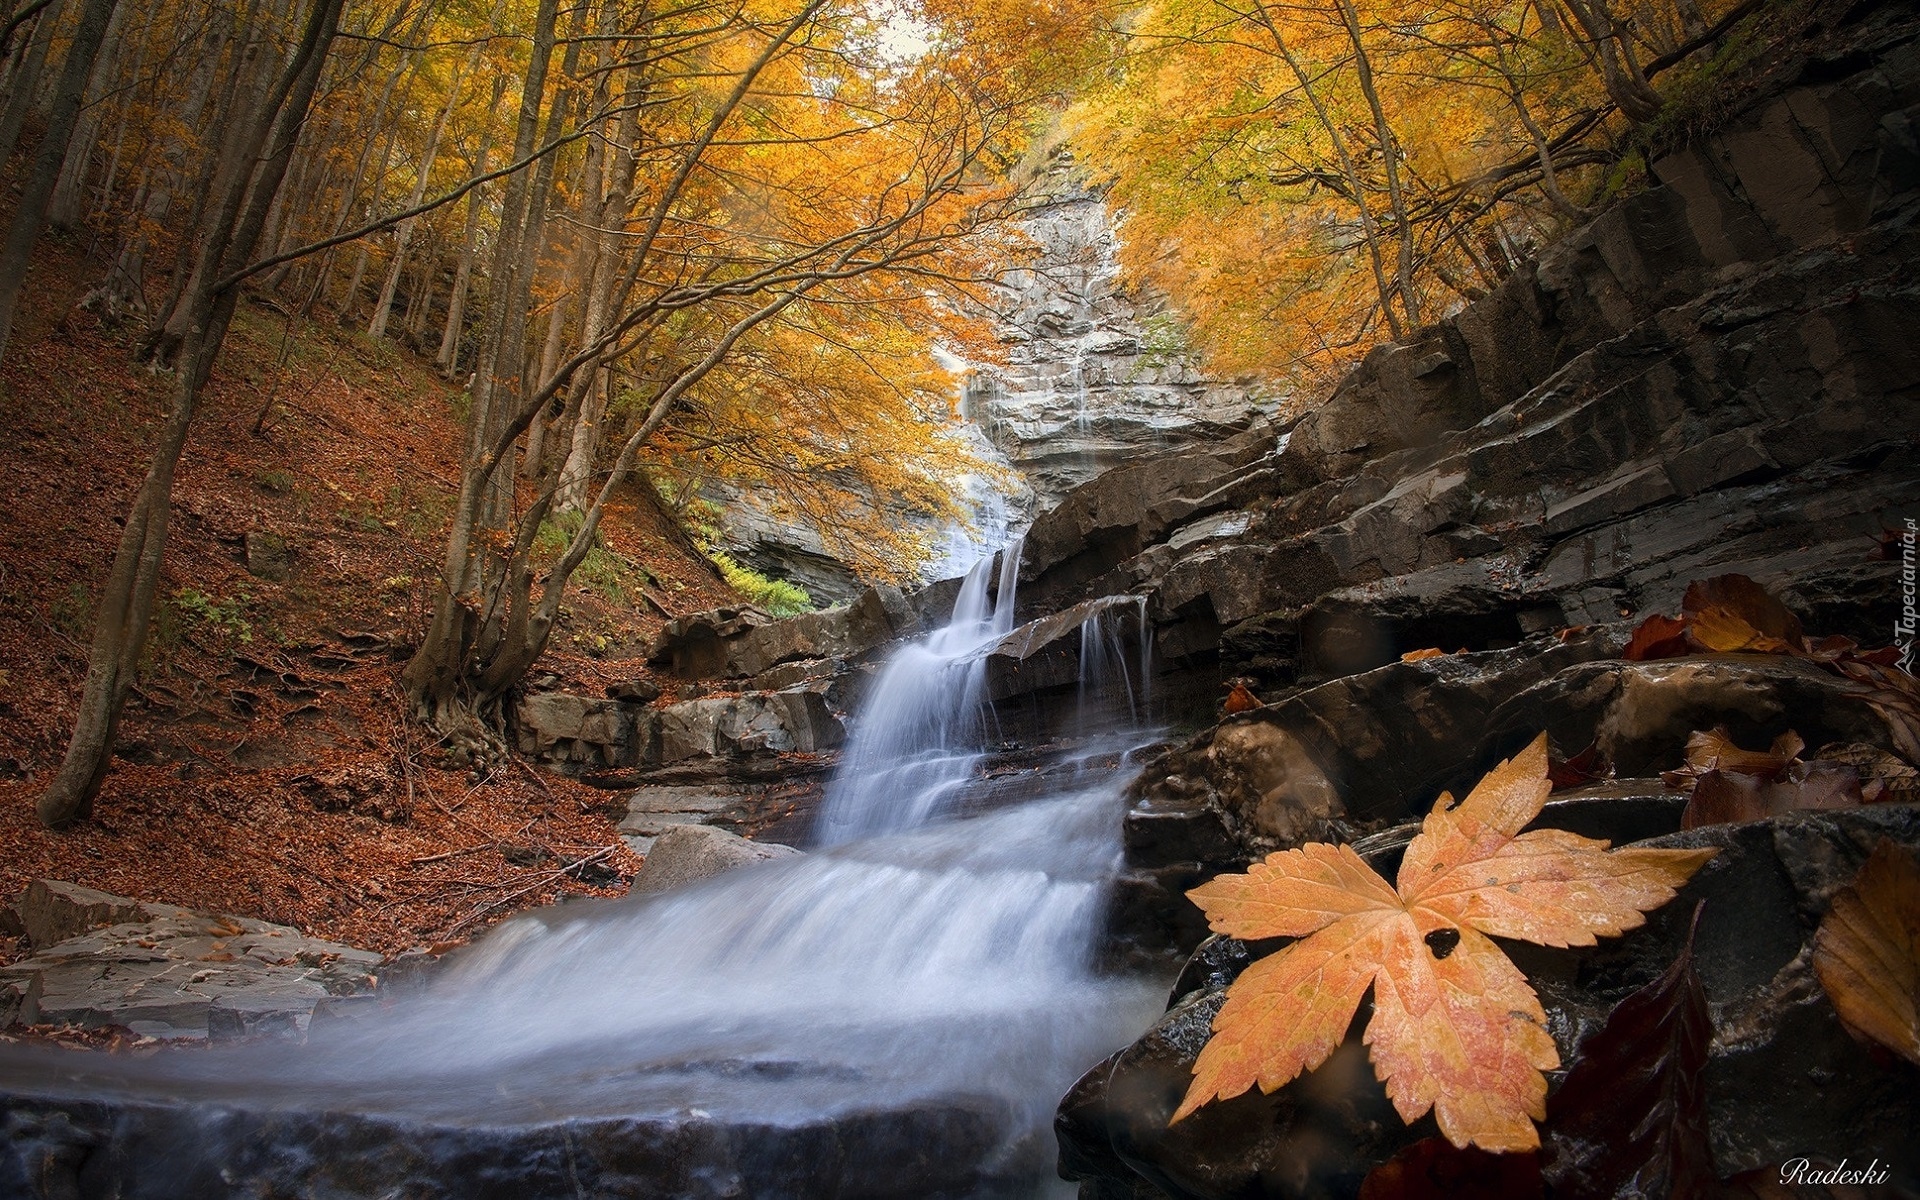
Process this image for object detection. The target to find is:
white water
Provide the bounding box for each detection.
[3,548,1166,1193]
[820,538,1024,843]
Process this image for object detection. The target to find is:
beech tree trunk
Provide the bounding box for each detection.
[38,0,342,830]
[0,0,61,163]
[368,47,467,339]
[0,0,120,364]
[45,0,128,228]
[435,74,507,376]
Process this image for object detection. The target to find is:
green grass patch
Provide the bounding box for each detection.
[710,553,813,616]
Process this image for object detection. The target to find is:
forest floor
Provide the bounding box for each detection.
[0,224,739,960]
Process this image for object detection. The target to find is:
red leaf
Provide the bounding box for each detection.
[1623,613,1689,661]
[1222,682,1261,714]
[1548,741,1608,791]
[1543,905,1717,1200]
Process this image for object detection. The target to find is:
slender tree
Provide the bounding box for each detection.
[38,0,344,829]
[0,0,121,363]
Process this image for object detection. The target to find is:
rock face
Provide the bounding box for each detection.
[0,882,380,1041]
[962,154,1278,512]
[1012,25,1920,721]
[1062,805,1920,1199]
[1055,26,1920,1193]
[707,152,1277,598]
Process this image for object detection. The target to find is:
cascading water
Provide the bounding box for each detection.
[821,538,1023,843]
[0,546,1166,1198]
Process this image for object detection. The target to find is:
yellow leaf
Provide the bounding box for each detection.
[1174,733,1717,1149]
[1813,838,1920,1067]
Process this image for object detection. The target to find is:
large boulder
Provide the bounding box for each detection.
[629,825,801,896]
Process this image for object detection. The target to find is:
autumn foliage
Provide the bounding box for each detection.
[1070,0,1760,391]
[1176,734,1714,1149]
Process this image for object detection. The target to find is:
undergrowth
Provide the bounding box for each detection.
[710,553,814,616]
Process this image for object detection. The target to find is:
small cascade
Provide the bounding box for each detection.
[1075,593,1154,729]
[818,535,1025,843]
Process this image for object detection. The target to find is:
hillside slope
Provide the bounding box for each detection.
[0,225,738,956]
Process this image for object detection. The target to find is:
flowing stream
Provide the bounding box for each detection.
[1,547,1167,1196]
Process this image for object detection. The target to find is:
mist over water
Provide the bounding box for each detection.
[1,546,1167,1193]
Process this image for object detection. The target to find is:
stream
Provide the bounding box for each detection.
[0,547,1169,1197]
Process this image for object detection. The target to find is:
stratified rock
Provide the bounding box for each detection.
[629,825,801,896]
[0,887,381,1041]
[963,155,1275,511]
[11,880,177,952]
[1063,805,1920,1199]
[982,594,1143,704]
[647,587,921,681]
[997,32,1920,739]
[514,685,845,772]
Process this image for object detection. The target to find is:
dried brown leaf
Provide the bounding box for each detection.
[1813,838,1920,1067]
[1681,574,1804,653]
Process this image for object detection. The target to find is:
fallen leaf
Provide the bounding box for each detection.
[1622,613,1689,661]
[1222,682,1261,714]
[1402,647,1448,662]
[1548,741,1607,791]
[1682,762,1864,829]
[1542,905,1716,1200]
[1831,657,1920,766]
[1665,726,1805,782]
[1682,574,1803,653]
[1813,838,1920,1067]
[1663,728,1868,830]
[198,951,236,963]
[1175,734,1716,1150]
[1359,1137,1543,1199]
[1816,742,1919,805]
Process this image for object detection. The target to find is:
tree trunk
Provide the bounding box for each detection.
[368,48,466,339]
[436,72,507,376]
[0,0,62,163]
[402,0,558,730]
[0,0,119,364]
[45,0,128,228]
[1334,0,1421,331]
[38,0,342,830]
[79,6,225,318]
[556,53,642,514]
[1250,3,1402,341]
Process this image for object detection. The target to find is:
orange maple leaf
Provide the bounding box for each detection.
[1173,734,1717,1150]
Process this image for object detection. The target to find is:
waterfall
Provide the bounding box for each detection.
[0,544,1165,1195]
[818,536,1024,843]
[1075,594,1152,729]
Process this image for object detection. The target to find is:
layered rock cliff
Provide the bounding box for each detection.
[709,153,1277,602]
[1043,17,1920,1195]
